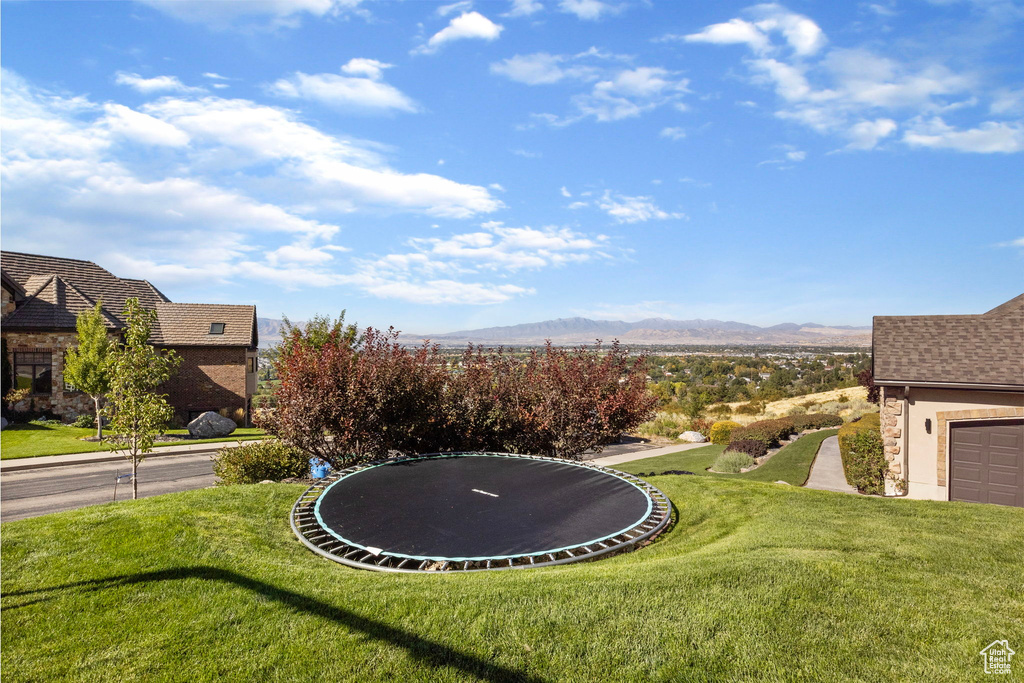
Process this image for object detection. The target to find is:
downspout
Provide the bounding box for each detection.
[899,385,910,496]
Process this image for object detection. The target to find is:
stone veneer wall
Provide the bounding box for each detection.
[1,331,97,419]
[880,386,906,493]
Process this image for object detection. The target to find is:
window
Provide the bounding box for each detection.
[209,323,225,335]
[14,352,52,395]
[247,357,256,373]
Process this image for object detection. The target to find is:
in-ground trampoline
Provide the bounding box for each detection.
[291,452,672,573]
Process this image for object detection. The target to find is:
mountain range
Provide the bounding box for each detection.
[258,316,871,347]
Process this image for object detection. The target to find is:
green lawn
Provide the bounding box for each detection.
[2,478,1022,681]
[617,428,839,486]
[0,422,266,460]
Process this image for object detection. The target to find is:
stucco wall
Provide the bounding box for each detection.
[896,387,1024,500]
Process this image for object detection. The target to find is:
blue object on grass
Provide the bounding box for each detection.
[309,457,330,479]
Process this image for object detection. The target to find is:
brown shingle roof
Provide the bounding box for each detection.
[151,303,258,348]
[1,251,169,326]
[873,294,1024,388]
[1,251,256,348]
[3,275,120,330]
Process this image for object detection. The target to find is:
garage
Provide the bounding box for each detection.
[949,419,1024,507]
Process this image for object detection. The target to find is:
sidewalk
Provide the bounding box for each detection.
[803,435,857,494]
[2,438,707,473]
[591,441,709,468]
[0,439,254,472]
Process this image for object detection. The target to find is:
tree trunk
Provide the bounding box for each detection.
[132,455,138,500]
[94,395,103,440]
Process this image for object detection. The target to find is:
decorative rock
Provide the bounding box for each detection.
[187,411,237,438]
[678,431,707,443]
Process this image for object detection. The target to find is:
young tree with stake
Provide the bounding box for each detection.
[104,299,181,499]
[63,302,113,439]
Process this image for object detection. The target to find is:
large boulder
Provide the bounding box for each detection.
[0,417,7,430]
[188,411,237,438]
[678,431,707,443]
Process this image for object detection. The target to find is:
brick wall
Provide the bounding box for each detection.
[1,332,255,426]
[2,286,16,316]
[160,346,252,427]
[2,331,97,419]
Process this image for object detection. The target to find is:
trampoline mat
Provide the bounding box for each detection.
[315,455,653,561]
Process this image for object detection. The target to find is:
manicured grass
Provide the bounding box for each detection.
[0,422,266,460]
[2,478,1021,681]
[618,429,838,486]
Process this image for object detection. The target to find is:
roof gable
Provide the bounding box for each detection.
[1,251,169,325]
[873,294,1024,388]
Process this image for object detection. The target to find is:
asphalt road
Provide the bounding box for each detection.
[0,438,663,523]
[1,453,217,523]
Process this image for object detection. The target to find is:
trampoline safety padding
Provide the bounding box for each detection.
[290,452,672,573]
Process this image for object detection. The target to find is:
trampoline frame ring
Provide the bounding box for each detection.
[289,452,673,573]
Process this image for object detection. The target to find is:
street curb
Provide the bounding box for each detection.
[0,440,258,473]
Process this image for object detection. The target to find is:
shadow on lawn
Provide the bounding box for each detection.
[3,566,547,683]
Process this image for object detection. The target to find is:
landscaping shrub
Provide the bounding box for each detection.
[212,439,309,485]
[688,417,714,437]
[724,438,769,458]
[730,418,796,447]
[711,450,755,474]
[790,413,843,430]
[636,414,688,439]
[261,319,657,467]
[838,413,886,494]
[71,414,95,429]
[709,420,741,445]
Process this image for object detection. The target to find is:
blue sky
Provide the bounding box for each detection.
[2,0,1022,333]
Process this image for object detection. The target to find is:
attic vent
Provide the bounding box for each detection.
[209,323,226,335]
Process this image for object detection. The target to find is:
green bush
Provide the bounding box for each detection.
[838,413,886,494]
[724,439,769,458]
[72,414,95,429]
[790,413,843,430]
[711,450,755,473]
[636,414,688,439]
[709,420,741,445]
[213,439,309,485]
[730,418,796,447]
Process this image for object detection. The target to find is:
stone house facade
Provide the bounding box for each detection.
[1,251,258,427]
[872,294,1024,506]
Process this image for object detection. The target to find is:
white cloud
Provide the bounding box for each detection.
[143,96,502,216]
[114,72,204,95]
[494,51,690,125]
[102,103,191,147]
[684,18,771,53]
[1,70,513,304]
[491,53,576,85]
[559,0,619,21]
[560,186,572,197]
[686,7,1011,153]
[995,236,1024,249]
[597,191,685,223]
[845,118,897,149]
[415,12,503,55]
[903,117,1024,153]
[505,0,544,17]
[340,57,390,80]
[438,1,474,17]
[203,72,229,80]
[660,126,686,140]
[136,0,365,31]
[267,63,418,113]
[682,5,824,56]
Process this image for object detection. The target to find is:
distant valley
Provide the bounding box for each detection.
[258,316,871,348]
